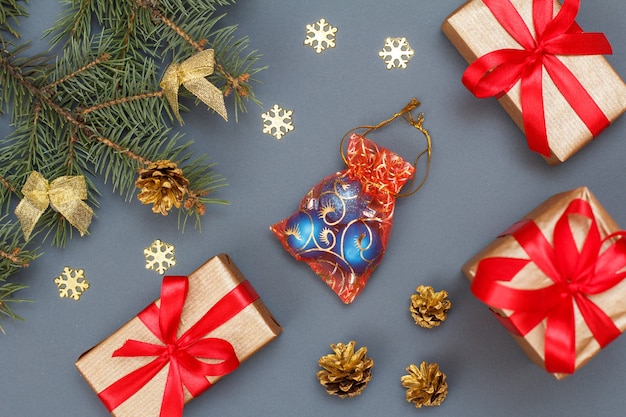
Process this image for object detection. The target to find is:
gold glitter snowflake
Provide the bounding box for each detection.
[304,18,337,53]
[144,239,176,274]
[54,267,90,300]
[261,104,294,140]
[378,37,414,69]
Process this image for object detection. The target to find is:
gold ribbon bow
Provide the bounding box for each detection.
[160,49,228,124]
[15,171,93,240]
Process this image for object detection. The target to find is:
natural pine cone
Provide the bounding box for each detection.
[409,285,451,328]
[136,160,189,215]
[401,361,448,408]
[316,341,374,398]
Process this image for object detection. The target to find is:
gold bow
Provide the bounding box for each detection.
[15,171,93,240]
[160,49,228,124]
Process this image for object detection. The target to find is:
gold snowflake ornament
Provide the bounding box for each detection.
[261,104,294,140]
[379,37,414,69]
[54,267,90,300]
[144,239,176,274]
[304,18,337,53]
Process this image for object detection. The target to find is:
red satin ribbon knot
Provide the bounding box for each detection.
[471,198,626,374]
[98,276,259,417]
[462,0,612,157]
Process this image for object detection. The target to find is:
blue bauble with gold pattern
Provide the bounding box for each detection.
[284,210,318,253]
[318,175,369,225]
[339,220,383,274]
[284,210,334,258]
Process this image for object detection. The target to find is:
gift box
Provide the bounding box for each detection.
[442,0,626,164]
[462,187,626,379]
[75,254,282,417]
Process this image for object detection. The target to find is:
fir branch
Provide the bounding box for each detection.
[2,34,226,245]
[44,52,111,92]
[0,0,28,40]
[177,153,227,229]
[0,218,38,334]
[0,282,30,334]
[79,90,163,115]
[0,47,68,124]
[0,43,53,122]
[5,39,145,170]
[45,0,95,47]
[0,169,18,215]
[0,1,263,327]
[47,0,264,119]
[146,4,207,53]
[211,26,265,120]
[0,218,38,271]
[143,4,264,117]
[0,172,17,194]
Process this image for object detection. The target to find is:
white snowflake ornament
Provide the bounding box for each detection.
[378,37,415,69]
[54,267,90,300]
[144,239,176,275]
[304,18,337,53]
[261,104,294,140]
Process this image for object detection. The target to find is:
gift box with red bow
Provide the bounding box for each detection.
[462,187,626,379]
[75,254,282,417]
[442,0,626,164]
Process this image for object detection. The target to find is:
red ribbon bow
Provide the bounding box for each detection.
[462,0,612,157]
[471,198,626,374]
[98,276,259,417]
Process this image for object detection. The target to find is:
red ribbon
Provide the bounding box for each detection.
[462,0,612,157]
[98,276,259,417]
[471,198,626,374]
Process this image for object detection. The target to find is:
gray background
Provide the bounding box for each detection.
[2,1,626,416]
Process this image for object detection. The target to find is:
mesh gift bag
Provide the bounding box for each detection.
[271,99,432,303]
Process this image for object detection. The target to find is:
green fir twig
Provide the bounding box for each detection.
[0,0,263,330]
[0,219,38,334]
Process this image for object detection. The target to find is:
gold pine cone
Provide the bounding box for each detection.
[317,341,374,398]
[410,285,451,328]
[136,160,189,216]
[401,361,448,408]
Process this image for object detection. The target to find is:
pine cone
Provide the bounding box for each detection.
[401,361,448,408]
[316,341,374,398]
[409,285,451,328]
[136,160,189,215]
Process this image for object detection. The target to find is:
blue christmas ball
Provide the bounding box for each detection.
[339,221,383,274]
[317,192,345,224]
[318,175,369,225]
[284,211,317,252]
[284,210,334,257]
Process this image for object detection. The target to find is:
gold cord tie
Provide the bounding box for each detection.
[340,98,432,198]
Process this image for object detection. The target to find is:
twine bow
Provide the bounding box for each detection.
[98,276,259,417]
[160,49,228,124]
[462,0,612,157]
[14,171,93,240]
[471,198,626,374]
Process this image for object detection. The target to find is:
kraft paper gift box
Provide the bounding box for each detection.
[76,254,282,417]
[462,187,626,379]
[442,0,626,164]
